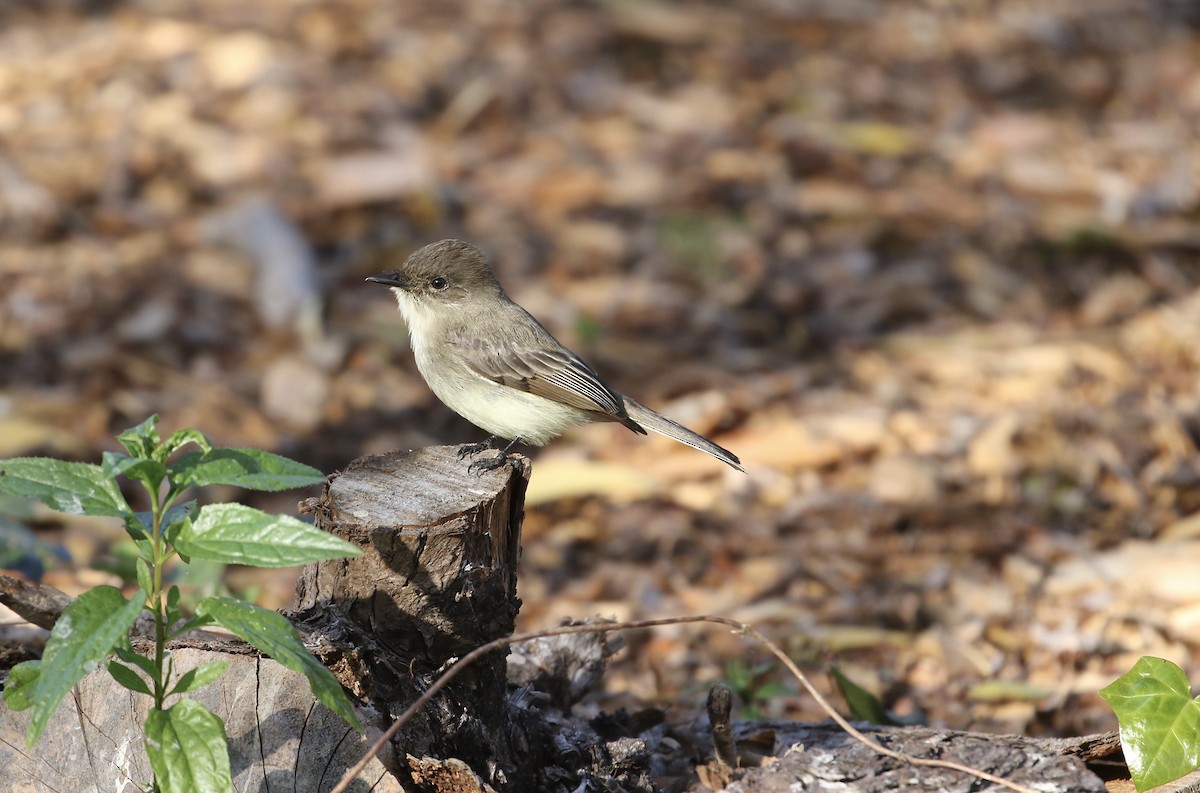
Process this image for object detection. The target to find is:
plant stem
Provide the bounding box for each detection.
[148,484,166,710]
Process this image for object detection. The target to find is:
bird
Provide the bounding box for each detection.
[366,239,744,474]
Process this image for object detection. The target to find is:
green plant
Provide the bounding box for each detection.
[830,666,905,726]
[0,416,363,793]
[1101,656,1200,791]
[722,657,792,719]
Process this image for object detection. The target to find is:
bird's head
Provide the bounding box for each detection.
[366,239,503,314]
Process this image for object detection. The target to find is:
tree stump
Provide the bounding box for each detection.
[288,446,535,786]
[0,445,533,792]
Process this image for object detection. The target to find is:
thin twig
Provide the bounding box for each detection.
[330,615,1038,793]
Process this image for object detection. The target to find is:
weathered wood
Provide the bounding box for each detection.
[0,574,71,630]
[288,446,532,788]
[693,722,1111,793]
[0,637,401,792]
[0,445,530,792]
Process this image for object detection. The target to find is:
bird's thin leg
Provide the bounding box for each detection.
[457,436,497,459]
[467,436,523,474]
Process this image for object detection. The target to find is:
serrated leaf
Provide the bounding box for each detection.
[107,659,153,696]
[102,451,154,480]
[102,450,167,492]
[117,416,161,459]
[0,458,128,517]
[3,660,41,711]
[1100,656,1200,791]
[196,596,360,730]
[115,644,159,681]
[145,699,232,793]
[175,503,361,568]
[168,661,228,696]
[26,586,147,746]
[157,428,212,463]
[169,448,325,492]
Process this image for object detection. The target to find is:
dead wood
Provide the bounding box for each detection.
[287,445,541,788]
[690,721,1113,793]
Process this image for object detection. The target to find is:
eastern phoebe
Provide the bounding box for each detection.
[367,239,744,473]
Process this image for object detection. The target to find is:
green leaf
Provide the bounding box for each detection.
[175,504,361,568]
[25,586,148,746]
[144,699,232,793]
[123,512,151,543]
[724,657,753,690]
[1100,657,1200,792]
[196,596,360,731]
[136,559,152,597]
[102,451,155,480]
[156,428,213,463]
[117,415,161,459]
[107,660,153,696]
[170,448,325,492]
[102,450,166,492]
[169,613,216,640]
[0,458,129,517]
[832,666,900,726]
[163,502,198,547]
[168,661,228,696]
[3,660,41,711]
[166,585,182,627]
[114,644,159,681]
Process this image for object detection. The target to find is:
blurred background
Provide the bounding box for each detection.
[3,0,1200,738]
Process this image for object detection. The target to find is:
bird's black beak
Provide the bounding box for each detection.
[366,272,407,289]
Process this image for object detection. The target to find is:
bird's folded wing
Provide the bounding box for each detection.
[453,335,629,419]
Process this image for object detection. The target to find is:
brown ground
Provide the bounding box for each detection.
[2,0,1200,747]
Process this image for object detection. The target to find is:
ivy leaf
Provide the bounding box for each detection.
[1101,656,1200,791]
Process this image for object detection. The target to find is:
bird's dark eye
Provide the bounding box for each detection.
[431,276,449,291]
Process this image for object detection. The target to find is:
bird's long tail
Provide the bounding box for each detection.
[623,398,745,473]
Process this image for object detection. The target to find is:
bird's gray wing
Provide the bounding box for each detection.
[449,326,644,431]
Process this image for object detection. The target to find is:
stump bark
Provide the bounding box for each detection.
[287,446,536,786]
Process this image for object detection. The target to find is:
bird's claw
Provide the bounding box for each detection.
[457,438,495,459]
[467,452,509,475]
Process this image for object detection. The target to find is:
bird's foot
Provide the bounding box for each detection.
[457,437,497,459]
[467,452,510,475]
[464,436,524,475]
